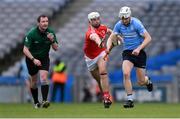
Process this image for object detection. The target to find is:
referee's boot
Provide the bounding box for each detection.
[103,94,112,108]
[146,77,153,92]
[123,100,134,108]
[42,100,50,108]
[34,102,41,109]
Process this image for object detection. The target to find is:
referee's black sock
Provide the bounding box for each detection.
[41,85,49,101]
[30,88,39,104]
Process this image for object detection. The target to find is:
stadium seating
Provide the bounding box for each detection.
[0,0,70,76]
[0,0,69,59]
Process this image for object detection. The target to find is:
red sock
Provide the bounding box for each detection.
[103,91,110,97]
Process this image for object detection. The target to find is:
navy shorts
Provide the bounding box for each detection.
[122,50,147,68]
[25,56,50,76]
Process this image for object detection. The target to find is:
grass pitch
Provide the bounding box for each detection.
[0,103,179,118]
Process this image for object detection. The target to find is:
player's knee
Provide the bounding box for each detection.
[31,81,38,89]
[99,69,107,75]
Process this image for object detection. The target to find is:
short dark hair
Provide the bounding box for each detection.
[37,14,49,22]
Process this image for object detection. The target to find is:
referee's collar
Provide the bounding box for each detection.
[37,26,48,34]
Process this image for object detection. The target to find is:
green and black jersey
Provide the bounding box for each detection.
[24,26,58,59]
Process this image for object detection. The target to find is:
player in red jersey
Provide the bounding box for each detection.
[83,12,112,108]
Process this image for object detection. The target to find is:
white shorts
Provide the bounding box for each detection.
[85,51,106,71]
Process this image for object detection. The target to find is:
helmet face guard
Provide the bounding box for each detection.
[119,6,131,19]
[119,13,131,19]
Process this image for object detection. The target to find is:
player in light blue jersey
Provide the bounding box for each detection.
[105,6,153,108]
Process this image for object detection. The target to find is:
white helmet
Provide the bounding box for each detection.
[119,6,131,18]
[88,12,100,21]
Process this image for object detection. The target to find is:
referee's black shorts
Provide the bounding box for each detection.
[25,56,50,76]
[122,50,147,69]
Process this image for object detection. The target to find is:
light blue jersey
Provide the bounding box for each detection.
[113,17,146,50]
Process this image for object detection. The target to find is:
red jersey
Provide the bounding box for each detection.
[84,24,108,59]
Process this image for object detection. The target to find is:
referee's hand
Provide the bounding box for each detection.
[47,32,54,42]
[33,59,42,66]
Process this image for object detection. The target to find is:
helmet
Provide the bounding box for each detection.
[88,12,100,21]
[119,6,131,18]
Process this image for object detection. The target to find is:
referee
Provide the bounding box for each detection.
[23,14,58,108]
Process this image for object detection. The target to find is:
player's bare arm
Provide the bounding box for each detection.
[103,33,123,61]
[132,31,151,56]
[107,28,112,35]
[90,33,104,48]
[106,33,120,52]
[138,31,152,50]
[23,46,42,66]
[103,33,117,61]
[117,35,124,43]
